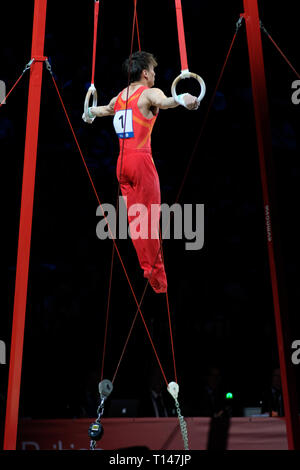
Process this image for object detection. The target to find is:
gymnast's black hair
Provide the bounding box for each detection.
[122,51,157,83]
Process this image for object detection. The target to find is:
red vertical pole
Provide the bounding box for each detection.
[4,0,47,450]
[243,0,300,450]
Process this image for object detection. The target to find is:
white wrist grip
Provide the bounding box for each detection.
[175,93,188,108]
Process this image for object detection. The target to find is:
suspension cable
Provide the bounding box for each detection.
[0,59,35,107]
[159,227,177,384]
[0,75,23,107]
[260,22,300,80]
[134,0,141,51]
[175,21,242,205]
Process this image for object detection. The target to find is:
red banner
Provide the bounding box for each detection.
[17,417,288,450]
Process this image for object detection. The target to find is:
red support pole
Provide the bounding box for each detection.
[4,0,47,450]
[243,0,300,450]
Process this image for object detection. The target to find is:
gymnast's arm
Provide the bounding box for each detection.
[90,96,117,117]
[146,88,199,110]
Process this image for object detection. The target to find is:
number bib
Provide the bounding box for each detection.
[113,109,134,139]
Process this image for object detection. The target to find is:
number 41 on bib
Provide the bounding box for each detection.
[113,109,134,139]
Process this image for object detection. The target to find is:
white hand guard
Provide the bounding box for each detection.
[175,93,189,108]
[82,107,96,124]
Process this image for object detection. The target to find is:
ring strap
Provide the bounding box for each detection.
[175,0,188,72]
[91,1,100,86]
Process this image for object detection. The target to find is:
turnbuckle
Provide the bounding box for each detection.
[88,379,113,450]
[22,59,35,74]
[236,15,245,33]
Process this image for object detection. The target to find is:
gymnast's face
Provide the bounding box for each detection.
[144,65,155,87]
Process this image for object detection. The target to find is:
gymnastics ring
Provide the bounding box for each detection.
[171,70,206,107]
[83,84,98,123]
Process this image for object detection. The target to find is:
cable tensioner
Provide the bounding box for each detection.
[88,379,113,450]
[167,381,189,450]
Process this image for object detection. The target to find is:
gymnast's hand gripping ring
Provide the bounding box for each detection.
[83,84,98,123]
[171,70,206,108]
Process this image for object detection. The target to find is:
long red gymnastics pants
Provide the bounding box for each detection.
[116,149,167,293]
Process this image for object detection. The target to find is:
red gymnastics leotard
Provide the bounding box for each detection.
[113,85,167,293]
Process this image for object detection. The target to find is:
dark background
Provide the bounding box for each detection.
[1,0,300,439]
